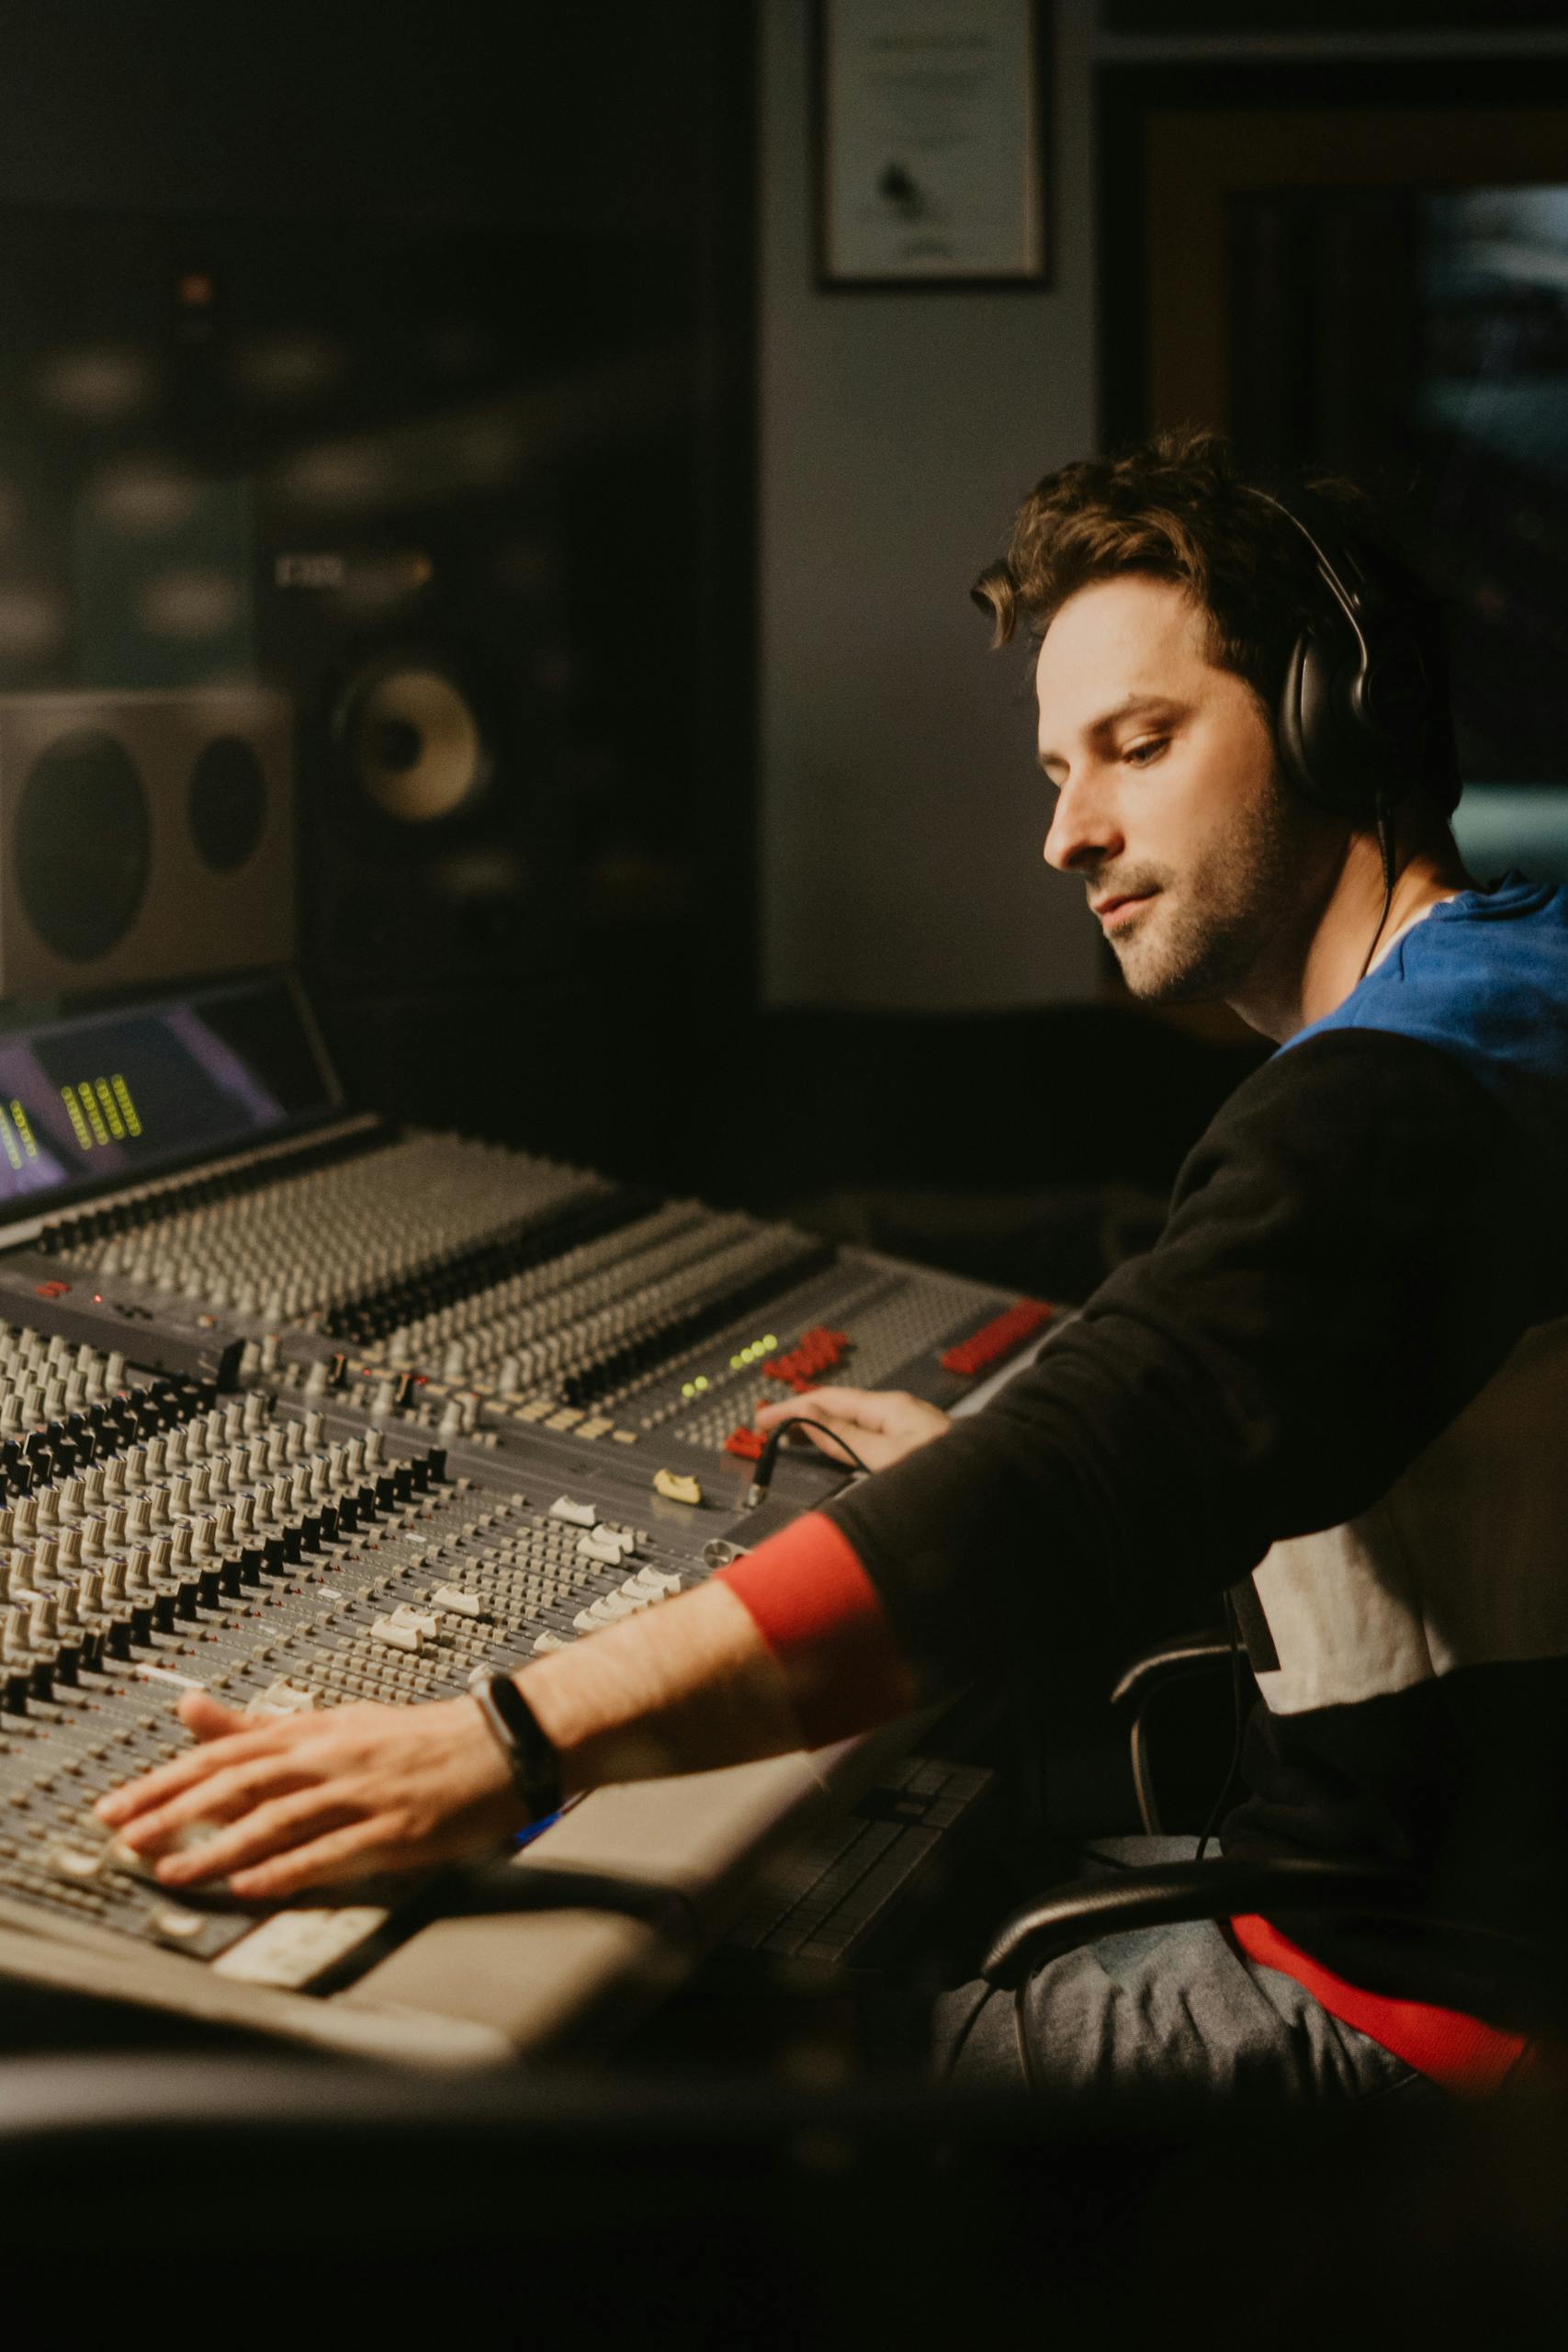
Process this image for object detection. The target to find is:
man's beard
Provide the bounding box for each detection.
[1097,778,1313,1006]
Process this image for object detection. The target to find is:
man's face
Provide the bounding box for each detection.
[1034,573,1329,1006]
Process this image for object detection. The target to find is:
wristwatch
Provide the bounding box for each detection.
[468,1668,563,1821]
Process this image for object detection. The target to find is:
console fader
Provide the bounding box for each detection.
[26,1124,1054,1476]
[0,975,1060,2061]
[0,1318,732,1996]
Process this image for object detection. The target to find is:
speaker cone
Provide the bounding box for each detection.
[17,728,152,961]
[337,660,491,825]
[189,732,267,871]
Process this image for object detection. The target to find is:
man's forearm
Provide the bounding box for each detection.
[92,1515,921,1902]
[516,1581,812,1792]
[517,1522,921,1793]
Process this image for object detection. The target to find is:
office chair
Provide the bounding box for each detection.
[982,1632,1568,2044]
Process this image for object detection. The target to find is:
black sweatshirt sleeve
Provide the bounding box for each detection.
[826,1028,1560,1687]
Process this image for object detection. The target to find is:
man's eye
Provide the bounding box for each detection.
[1123,737,1168,767]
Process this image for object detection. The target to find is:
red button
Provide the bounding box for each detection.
[941,1297,1054,1377]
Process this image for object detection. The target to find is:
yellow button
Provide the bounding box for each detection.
[652,1469,703,1507]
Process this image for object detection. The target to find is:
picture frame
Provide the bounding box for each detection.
[814,0,1053,289]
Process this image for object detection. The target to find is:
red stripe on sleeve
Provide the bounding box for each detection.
[1231,1913,1531,2095]
[716,1512,915,1747]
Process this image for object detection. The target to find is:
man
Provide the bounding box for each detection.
[97,430,1568,2099]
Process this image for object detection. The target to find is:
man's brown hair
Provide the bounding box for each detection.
[974,426,1460,811]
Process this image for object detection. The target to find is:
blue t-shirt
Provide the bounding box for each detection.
[1285,872,1568,1167]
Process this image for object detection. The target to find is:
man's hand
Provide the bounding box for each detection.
[754,1385,951,1472]
[93,1689,525,1903]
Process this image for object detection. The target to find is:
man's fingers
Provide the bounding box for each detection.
[93,1691,516,1900]
[151,1782,364,1888]
[95,1724,295,1826]
[180,1691,248,1743]
[227,1819,408,1903]
[760,1408,867,1465]
[112,1754,318,1854]
[751,1384,950,1472]
[756,1385,880,1430]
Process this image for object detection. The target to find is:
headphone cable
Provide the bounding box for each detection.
[1356,797,1397,984]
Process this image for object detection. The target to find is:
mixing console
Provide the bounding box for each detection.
[0,1318,738,1994]
[34,1131,616,1325]
[23,1126,1048,1460]
[0,974,1061,2061]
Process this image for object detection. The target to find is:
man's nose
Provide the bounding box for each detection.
[1043,776,1124,875]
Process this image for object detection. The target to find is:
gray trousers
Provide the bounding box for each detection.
[931,1838,1433,2104]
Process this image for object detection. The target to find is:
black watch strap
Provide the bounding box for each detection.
[468,1668,563,1821]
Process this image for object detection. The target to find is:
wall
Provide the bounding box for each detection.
[758,0,1104,1010]
[0,2,716,232]
[757,0,1568,1012]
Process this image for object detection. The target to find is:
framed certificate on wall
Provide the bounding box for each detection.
[815,0,1052,288]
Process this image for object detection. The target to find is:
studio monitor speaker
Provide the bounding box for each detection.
[0,687,294,998]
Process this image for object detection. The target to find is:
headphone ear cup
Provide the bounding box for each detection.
[1276,630,1319,806]
[1279,623,1391,819]
[1279,625,1364,813]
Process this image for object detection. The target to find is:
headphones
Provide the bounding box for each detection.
[1248,487,1444,824]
